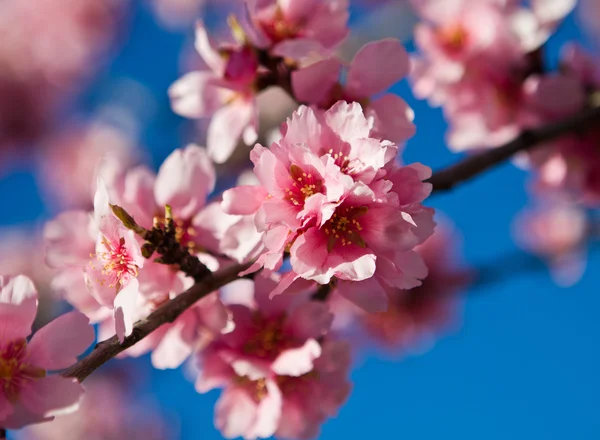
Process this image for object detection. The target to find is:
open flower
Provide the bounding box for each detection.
[246,0,349,61]
[223,103,434,293]
[195,275,350,439]
[169,23,260,163]
[0,275,94,429]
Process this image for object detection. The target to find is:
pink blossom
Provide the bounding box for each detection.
[195,275,351,439]
[513,198,588,286]
[358,223,470,352]
[291,38,416,144]
[525,46,600,203]
[18,371,172,439]
[223,102,434,291]
[37,120,139,209]
[169,22,260,163]
[409,0,574,151]
[0,275,94,429]
[246,0,349,60]
[0,0,122,157]
[45,145,234,366]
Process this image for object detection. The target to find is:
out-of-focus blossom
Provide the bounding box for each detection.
[525,46,600,204]
[0,0,123,157]
[18,371,173,439]
[513,197,589,286]
[329,221,470,354]
[223,102,435,298]
[37,121,140,209]
[409,0,575,151]
[170,22,260,163]
[246,0,349,61]
[292,38,416,144]
[44,145,234,366]
[195,275,351,439]
[0,275,94,429]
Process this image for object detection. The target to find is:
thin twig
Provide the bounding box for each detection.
[0,428,6,439]
[61,262,251,383]
[429,106,600,192]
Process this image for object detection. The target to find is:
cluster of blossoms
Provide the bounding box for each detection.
[9,0,599,437]
[410,0,600,282]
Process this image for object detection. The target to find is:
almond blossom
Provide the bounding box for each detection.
[291,38,416,144]
[245,0,349,61]
[409,0,575,151]
[223,102,435,293]
[525,45,600,204]
[195,275,350,439]
[44,145,233,366]
[169,22,260,163]
[513,197,589,286]
[0,275,94,429]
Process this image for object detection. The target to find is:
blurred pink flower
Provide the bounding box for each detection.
[223,102,434,293]
[246,0,349,60]
[409,0,575,151]
[195,275,351,439]
[513,198,588,286]
[170,22,260,163]
[359,223,471,352]
[0,0,123,156]
[18,371,172,439]
[292,38,416,144]
[0,275,94,429]
[37,121,139,209]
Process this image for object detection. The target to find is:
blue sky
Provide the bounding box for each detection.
[2,2,599,439]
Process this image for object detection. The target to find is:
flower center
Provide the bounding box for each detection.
[96,237,138,288]
[243,313,289,359]
[260,7,299,43]
[0,339,45,402]
[327,149,350,173]
[285,164,324,207]
[323,205,368,251]
[438,24,468,55]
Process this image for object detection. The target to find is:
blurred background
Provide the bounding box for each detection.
[2,0,600,438]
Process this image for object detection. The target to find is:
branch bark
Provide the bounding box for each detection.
[429,105,600,192]
[61,262,251,382]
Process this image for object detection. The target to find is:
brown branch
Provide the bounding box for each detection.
[429,105,600,192]
[61,262,251,383]
[0,428,6,439]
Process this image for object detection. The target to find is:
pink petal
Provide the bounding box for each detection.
[222,185,268,215]
[324,101,371,143]
[286,301,333,339]
[1,402,49,429]
[272,38,329,61]
[44,211,96,269]
[169,71,227,118]
[114,278,140,343]
[0,392,14,423]
[279,0,320,23]
[338,277,388,312]
[367,94,416,143]
[272,339,322,376]
[251,380,282,438]
[26,311,94,371]
[291,58,341,105]
[346,39,409,98]
[195,21,226,74]
[207,100,255,164]
[154,144,215,218]
[20,376,84,418]
[0,275,38,341]
[151,322,193,370]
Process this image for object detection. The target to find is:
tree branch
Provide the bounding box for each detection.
[0,428,6,439]
[429,105,600,192]
[61,262,251,383]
